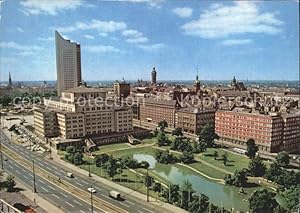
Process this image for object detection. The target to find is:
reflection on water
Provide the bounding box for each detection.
[133,153,249,211]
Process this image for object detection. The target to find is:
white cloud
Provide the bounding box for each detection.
[20,0,85,15]
[137,43,165,51]
[17,27,24,32]
[172,7,193,18]
[99,32,108,37]
[0,41,43,56]
[222,39,252,46]
[122,29,148,43]
[181,2,283,39]
[55,19,127,34]
[83,34,94,39]
[84,45,122,53]
[99,0,164,8]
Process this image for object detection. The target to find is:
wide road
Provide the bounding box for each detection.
[0,131,161,213]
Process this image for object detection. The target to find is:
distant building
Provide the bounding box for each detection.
[215,109,300,153]
[55,31,82,96]
[193,73,201,93]
[231,76,246,91]
[113,79,130,98]
[139,98,181,128]
[176,107,215,135]
[8,72,12,88]
[151,67,157,85]
[34,84,133,140]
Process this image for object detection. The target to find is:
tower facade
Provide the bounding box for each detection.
[194,73,201,93]
[151,67,157,85]
[8,72,12,87]
[55,31,82,96]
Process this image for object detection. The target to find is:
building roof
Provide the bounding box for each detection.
[64,85,107,93]
[143,98,178,107]
[178,107,215,114]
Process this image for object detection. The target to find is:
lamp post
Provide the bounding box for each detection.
[90,185,94,213]
[32,160,37,193]
[0,140,3,170]
[146,168,149,202]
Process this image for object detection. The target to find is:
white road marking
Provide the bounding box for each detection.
[54,171,60,175]
[119,202,129,208]
[39,180,45,184]
[48,185,55,190]
[52,194,60,199]
[80,211,85,213]
[74,200,83,206]
[75,181,83,186]
[126,200,135,206]
[65,201,74,208]
[142,208,153,213]
[16,170,21,174]
[24,176,29,180]
[41,187,49,192]
[8,165,13,169]
[81,180,88,184]
[138,211,144,213]
[61,193,68,198]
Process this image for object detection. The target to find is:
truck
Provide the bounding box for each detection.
[109,190,121,200]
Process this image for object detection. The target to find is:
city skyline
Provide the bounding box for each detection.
[0,0,299,82]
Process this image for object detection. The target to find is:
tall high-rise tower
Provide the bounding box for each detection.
[55,31,82,96]
[151,67,157,85]
[8,72,12,87]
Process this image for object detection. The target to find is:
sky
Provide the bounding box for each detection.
[0,0,299,82]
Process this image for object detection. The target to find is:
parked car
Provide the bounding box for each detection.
[66,172,74,178]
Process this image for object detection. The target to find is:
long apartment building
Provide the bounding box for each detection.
[34,84,133,139]
[215,108,300,153]
[176,107,215,135]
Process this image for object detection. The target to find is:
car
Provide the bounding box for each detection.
[88,187,96,193]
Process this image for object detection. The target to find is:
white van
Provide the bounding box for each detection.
[109,191,121,200]
[66,172,74,178]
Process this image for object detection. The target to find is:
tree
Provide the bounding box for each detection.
[246,139,258,159]
[171,137,181,150]
[172,127,183,136]
[181,150,194,164]
[158,120,168,131]
[193,140,207,153]
[140,161,150,169]
[152,182,162,193]
[95,154,110,167]
[280,185,300,212]
[276,151,290,167]
[155,150,176,164]
[106,159,118,179]
[73,152,84,165]
[248,156,267,177]
[265,162,283,182]
[180,180,193,210]
[224,169,248,187]
[249,189,278,213]
[5,175,16,192]
[157,131,168,146]
[144,175,154,188]
[213,151,218,160]
[169,184,180,204]
[66,146,76,154]
[198,124,218,148]
[221,153,228,166]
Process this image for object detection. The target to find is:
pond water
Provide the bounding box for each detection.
[133,153,251,211]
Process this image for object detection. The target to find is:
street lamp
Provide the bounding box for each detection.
[90,185,94,213]
[32,160,37,193]
[146,168,149,202]
[0,140,4,170]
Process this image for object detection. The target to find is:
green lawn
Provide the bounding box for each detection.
[92,143,131,154]
[189,161,228,180]
[197,148,270,174]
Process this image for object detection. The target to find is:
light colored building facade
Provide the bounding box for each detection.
[34,109,58,138]
[113,80,130,98]
[176,107,215,135]
[215,109,300,153]
[34,84,133,139]
[55,31,82,96]
[139,98,180,128]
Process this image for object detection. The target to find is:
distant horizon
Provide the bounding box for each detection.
[0,1,299,81]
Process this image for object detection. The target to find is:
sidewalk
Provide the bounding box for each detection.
[50,147,187,213]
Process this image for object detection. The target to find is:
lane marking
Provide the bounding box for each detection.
[126,200,135,206]
[24,176,29,180]
[41,187,49,192]
[65,201,74,208]
[48,185,55,190]
[75,181,83,186]
[16,170,21,175]
[54,171,60,175]
[8,165,13,169]
[52,194,60,199]
[74,200,83,206]
[61,193,68,198]
[119,202,129,208]
[39,180,45,184]
[142,208,153,213]
[80,211,85,213]
[81,180,88,184]
[138,211,144,213]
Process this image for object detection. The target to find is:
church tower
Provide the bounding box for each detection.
[8,72,12,87]
[193,70,201,93]
[151,67,157,85]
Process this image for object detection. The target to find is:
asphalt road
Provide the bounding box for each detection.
[0,131,158,213]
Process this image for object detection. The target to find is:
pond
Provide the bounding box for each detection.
[133,153,252,211]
